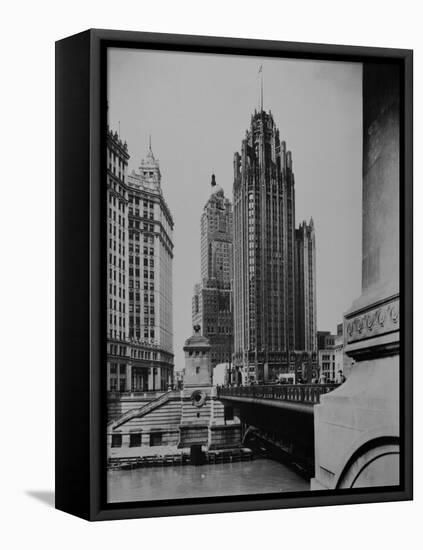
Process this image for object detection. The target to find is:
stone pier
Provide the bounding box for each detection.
[312,63,400,490]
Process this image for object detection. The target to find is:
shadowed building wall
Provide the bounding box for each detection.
[295,219,317,352]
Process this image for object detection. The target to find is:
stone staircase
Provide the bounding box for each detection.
[108,390,181,430]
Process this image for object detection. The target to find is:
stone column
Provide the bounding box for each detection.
[311,63,400,490]
[106,362,111,392]
[148,367,154,391]
[126,363,132,392]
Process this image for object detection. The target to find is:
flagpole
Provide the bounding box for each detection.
[260,67,263,111]
[258,65,263,112]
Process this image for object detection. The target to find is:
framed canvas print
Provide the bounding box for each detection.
[55,29,413,521]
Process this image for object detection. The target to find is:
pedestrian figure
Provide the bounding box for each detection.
[336,370,346,384]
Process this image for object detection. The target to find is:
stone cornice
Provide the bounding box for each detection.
[344,294,399,359]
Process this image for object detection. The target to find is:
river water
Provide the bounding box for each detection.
[107,458,309,503]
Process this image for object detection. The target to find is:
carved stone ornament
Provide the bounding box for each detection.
[345,296,399,344]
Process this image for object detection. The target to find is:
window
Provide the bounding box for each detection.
[111,434,122,448]
[129,433,142,447]
[149,432,162,447]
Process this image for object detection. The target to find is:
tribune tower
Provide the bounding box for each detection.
[233,108,316,382]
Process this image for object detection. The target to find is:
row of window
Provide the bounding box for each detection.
[129,220,155,232]
[109,299,126,313]
[129,280,155,290]
[129,257,154,267]
[129,197,155,209]
[129,207,154,220]
[109,329,125,340]
[129,244,154,255]
[108,208,125,226]
[129,232,155,243]
[129,292,155,303]
[111,432,162,448]
[211,326,231,334]
[109,268,125,285]
[129,328,156,339]
[128,305,155,314]
[109,254,126,270]
[108,176,126,196]
[131,349,158,360]
[130,316,155,327]
[109,314,126,327]
[109,345,126,356]
[129,268,155,279]
[109,239,125,255]
[109,284,126,298]
[108,193,126,210]
[109,223,126,241]
[110,364,126,375]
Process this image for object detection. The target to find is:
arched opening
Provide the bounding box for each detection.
[336,436,400,489]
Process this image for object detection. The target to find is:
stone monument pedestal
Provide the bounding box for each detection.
[178,326,241,451]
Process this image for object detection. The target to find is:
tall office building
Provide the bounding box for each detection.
[106,130,174,392]
[126,141,174,391]
[192,175,233,368]
[295,219,317,351]
[233,108,317,383]
[107,128,130,392]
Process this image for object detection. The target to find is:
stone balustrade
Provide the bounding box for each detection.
[217,384,337,405]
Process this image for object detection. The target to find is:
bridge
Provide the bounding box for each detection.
[217,384,337,412]
[217,383,339,478]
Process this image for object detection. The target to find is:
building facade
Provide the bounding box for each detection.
[295,219,317,351]
[317,330,335,350]
[334,322,354,379]
[107,128,130,392]
[318,349,336,382]
[192,175,233,369]
[106,130,174,393]
[233,109,317,383]
[317,329,338,382]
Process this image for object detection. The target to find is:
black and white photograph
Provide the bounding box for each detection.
[105,46,402,504]
[2,0,420,545]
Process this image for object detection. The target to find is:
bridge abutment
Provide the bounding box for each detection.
[312,62,400,490]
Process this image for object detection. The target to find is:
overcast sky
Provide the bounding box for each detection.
[108,48,363,369]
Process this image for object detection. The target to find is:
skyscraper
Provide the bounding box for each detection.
[233,108,316,383]
[106,130,174,393]
[126,141,174,391]
[107,128,130,392]
[192,175,233,369]
[295,219,317,351]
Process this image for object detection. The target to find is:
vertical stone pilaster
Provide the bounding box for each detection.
[312,63,400,491]
[126,363,132,392]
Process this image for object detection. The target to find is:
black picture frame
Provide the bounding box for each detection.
[55,28,413,521]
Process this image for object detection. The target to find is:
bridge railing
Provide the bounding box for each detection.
[107,390,167,400]
[217,384,338,404]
